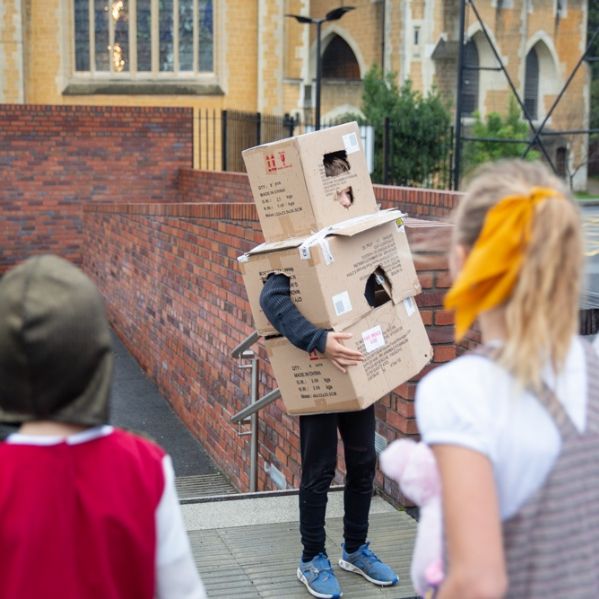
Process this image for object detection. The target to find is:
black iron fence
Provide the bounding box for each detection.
[194,109,454,190]
[220,111,295,173]
[380,117,454,190]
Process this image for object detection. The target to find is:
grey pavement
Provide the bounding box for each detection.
[582,204,599,310]
[109,331,218,477]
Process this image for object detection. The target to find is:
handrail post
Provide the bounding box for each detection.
[231,331,282,493]
[249,353,259,492]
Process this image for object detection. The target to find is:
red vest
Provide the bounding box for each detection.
[0,429,165,599]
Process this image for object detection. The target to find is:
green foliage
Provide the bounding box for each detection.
[357,66,452,187]
[462,98,539,175]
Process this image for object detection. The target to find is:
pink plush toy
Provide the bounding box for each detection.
[380,438,444,596]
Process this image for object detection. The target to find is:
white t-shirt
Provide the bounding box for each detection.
[416,336,596,520]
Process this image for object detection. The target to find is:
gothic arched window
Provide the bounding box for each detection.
[461,40,479,116]
[524,47,540,120]
[322,36,360,80]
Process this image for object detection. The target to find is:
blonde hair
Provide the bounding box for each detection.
[453,159,584,391]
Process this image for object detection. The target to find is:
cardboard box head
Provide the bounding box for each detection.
[242,122,377,242]
[265,298,432,415]
[238,210,421,336]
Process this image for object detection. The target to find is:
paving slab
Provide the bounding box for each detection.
[188,505,419,599]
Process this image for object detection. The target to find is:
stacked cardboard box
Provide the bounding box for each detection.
[239,122,432,415]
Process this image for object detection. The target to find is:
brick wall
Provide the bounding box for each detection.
[178,169,253,203]
[0,104,192,272]
[82,196,457,505]
[177,168,462,218]
[375,183,462,220]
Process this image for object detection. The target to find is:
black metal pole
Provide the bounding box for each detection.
[452,0,467,190]
[221,109,227,172]
[256,112,262,145]
[315,20,323,131]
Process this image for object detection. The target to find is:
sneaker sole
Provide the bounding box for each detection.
[296,568,343,599]
[338,559,398,587]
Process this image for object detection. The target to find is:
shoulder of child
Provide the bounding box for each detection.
[417,352,498,400]
[416,354,500,456]
[112,427,167,461]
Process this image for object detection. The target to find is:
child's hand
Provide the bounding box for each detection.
[324,332,364,373]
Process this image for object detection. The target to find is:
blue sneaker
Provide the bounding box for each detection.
[338,542,399,586]
[297,553,343,598]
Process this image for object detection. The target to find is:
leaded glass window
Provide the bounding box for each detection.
[524,48,539,120]
[73,0,214,76]
[179,0,194,71]
[199,0,213,72]
[137,0,152,71]
[461,40,479,116]
[74,0,90,71]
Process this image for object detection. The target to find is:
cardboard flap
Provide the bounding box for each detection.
[324,209,405,238]
[239,236,307,261]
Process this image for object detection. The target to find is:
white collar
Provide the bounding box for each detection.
[6,425,113,446]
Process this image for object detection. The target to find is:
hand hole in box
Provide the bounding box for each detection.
[365,267,392,308]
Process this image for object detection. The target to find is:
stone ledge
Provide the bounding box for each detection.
[63,80,224,96]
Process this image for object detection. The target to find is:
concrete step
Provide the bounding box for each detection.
[183,490,419,598]
[176,473,238,501]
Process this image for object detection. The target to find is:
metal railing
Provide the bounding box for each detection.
[230,331,281,493]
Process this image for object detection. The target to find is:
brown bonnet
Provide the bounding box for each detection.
[0,255,113,425]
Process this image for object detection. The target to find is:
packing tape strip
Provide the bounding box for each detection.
[298,227,330,260]
[326,208,405,233]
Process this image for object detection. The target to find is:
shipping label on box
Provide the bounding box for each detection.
[238,210,421,336]
[265,299,432,415]
[242,122,378,242]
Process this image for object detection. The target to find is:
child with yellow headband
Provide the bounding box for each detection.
[414,159,599,597]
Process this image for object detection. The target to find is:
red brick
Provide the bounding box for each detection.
[434,345,457,363]
[434,309,455,325]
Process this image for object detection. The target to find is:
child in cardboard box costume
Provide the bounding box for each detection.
[0,255,206,599]
[260,273,399,599]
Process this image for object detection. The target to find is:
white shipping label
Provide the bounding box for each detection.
[332,291,352,316]
[404,296,416,316]
[362,325,385,353]
[342,132,360,155]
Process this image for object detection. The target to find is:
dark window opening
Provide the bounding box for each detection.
[322,36,360,80]
[365,267,392,308]
[461,40,479,116]
[524,47,539,120]
[556,147,568,178]
[323,150,350,177]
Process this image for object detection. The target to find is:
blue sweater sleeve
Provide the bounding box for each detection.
[259,273,328,354]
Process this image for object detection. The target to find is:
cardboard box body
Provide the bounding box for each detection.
[265,299,433,415]
[242,122,378,242]
[238,210,421,337]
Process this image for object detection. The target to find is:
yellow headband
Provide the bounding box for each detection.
[444,186,562,340]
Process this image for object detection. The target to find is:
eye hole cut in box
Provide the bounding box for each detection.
[365,266,392,308]
[323,150,354,209]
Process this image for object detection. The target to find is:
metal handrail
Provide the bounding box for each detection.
[231,331,260,358]
[230,387,281,423]
[230,331,281,492]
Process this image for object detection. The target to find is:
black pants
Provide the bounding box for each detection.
[299,405,377,561]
